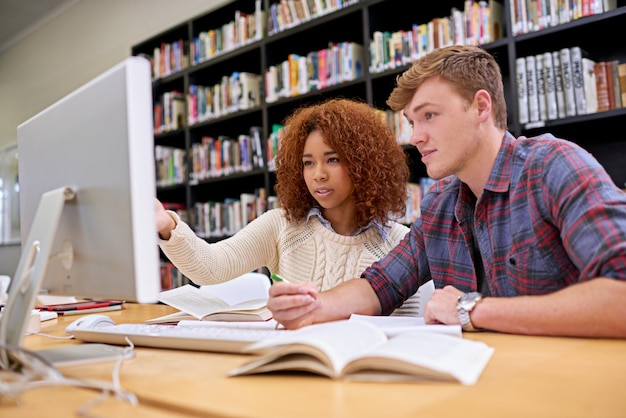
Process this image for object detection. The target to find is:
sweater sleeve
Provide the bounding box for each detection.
[158,209,286,285]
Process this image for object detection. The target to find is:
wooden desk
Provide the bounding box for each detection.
[9,303,626,418]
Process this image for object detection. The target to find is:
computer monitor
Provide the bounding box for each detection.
[0,56,161,369]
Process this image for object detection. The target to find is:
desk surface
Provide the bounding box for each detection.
[7,303,626,418]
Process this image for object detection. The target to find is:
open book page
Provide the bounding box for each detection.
[229,319,494,384]
[199,272,270,305]
[342,331,494,385]
[230,320,388,378]
[148,284,269,323]
[348,314,462,338]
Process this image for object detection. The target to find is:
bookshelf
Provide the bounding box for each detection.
[132,0,626,243]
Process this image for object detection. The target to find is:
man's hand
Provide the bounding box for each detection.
[423,285,465,325]
[267,282,319,329]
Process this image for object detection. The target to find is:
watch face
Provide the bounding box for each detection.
[458,292,482,311]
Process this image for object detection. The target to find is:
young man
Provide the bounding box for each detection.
[267,45,626,338]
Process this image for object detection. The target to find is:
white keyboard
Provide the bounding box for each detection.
[70,323,287,354]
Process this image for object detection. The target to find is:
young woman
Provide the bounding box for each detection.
[156,98,420,315]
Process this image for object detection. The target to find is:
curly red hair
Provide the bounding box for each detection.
[274,98,409,228]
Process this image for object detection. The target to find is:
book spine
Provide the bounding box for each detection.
[552,51,566,119]
[525,55,540,122]
[570,46,587,115]
[559,47,577,117]
[605,60,616,110]
[535,54,547,121]
[609,60,622,109]
[618,62,626,109]
[516,57,529,124]
[594,61,610,112]
[582,57,598,114]
[542,52,558,120]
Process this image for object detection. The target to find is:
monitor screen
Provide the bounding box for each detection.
[0,56,161,368]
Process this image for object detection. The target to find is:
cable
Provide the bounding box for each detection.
[0,341,137,415]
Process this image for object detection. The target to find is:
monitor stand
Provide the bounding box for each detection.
[0,187,75,370]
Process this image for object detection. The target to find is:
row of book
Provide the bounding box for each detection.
[266,124,283,172]
[265,42,363,103]
[193,188,278,238]
[369,0,504,73]
[156,40,362,130]
[267,0,360,35]
[376,109,413,146]
[397,178,437,226]
[155,145,186,187]
[189,127,265,183]
[509,0,617,36]
[191,1,265,66]
[186,72,262,125]
[189,177,436,240]
[160,260,192,291]
[154,90,185,135]
[516,46,626,125]
[145,0,357,81]
[146,39,189,80]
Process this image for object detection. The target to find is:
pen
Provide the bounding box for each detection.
[270,272,285,284]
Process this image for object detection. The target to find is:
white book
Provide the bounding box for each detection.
[297,55,309,94]
[535,54,548,121]
[516,57,529,124]
[525,55,540,122]
[229,319,494,385]
[570,46,588,115]
[542,52,559,120]
[559,47,577,117]
[582,57,598,114]
[148,283,271,324]
[552,51,567,119]
[549,0,559,26]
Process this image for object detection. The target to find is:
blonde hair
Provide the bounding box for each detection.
[387,45,508,130]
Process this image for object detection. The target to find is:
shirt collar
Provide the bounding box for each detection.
[483,131,517,193]
[306,207,387,240]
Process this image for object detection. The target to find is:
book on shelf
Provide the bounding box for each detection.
[535,53,547,121]
[229,318,494,385]
[552,50,567,119]
[594,61,610,112]
[605,60,616,110]
[582,57,598,114]
[610,60,622,109]
[569,46,588,115]
[146,283,272,324]
[542,51,558,120]
[525,55,540,123]
[515,56,529,124]
[559,47,577,117]
[618,62,626,107]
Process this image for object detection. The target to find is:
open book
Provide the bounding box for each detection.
[229,320,494,385]
[145,283,272,324]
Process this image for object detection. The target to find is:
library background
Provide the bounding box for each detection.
[3,0,626,289]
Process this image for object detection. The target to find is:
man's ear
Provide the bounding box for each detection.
[473,89,492,122]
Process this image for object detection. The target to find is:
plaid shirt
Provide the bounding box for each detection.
[364,132,626,314]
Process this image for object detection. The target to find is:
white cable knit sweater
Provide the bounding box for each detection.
[159,208,420,316]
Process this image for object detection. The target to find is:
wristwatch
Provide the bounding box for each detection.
[457,292,483,332]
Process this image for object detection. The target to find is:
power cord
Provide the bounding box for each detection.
[0,337,137,416]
